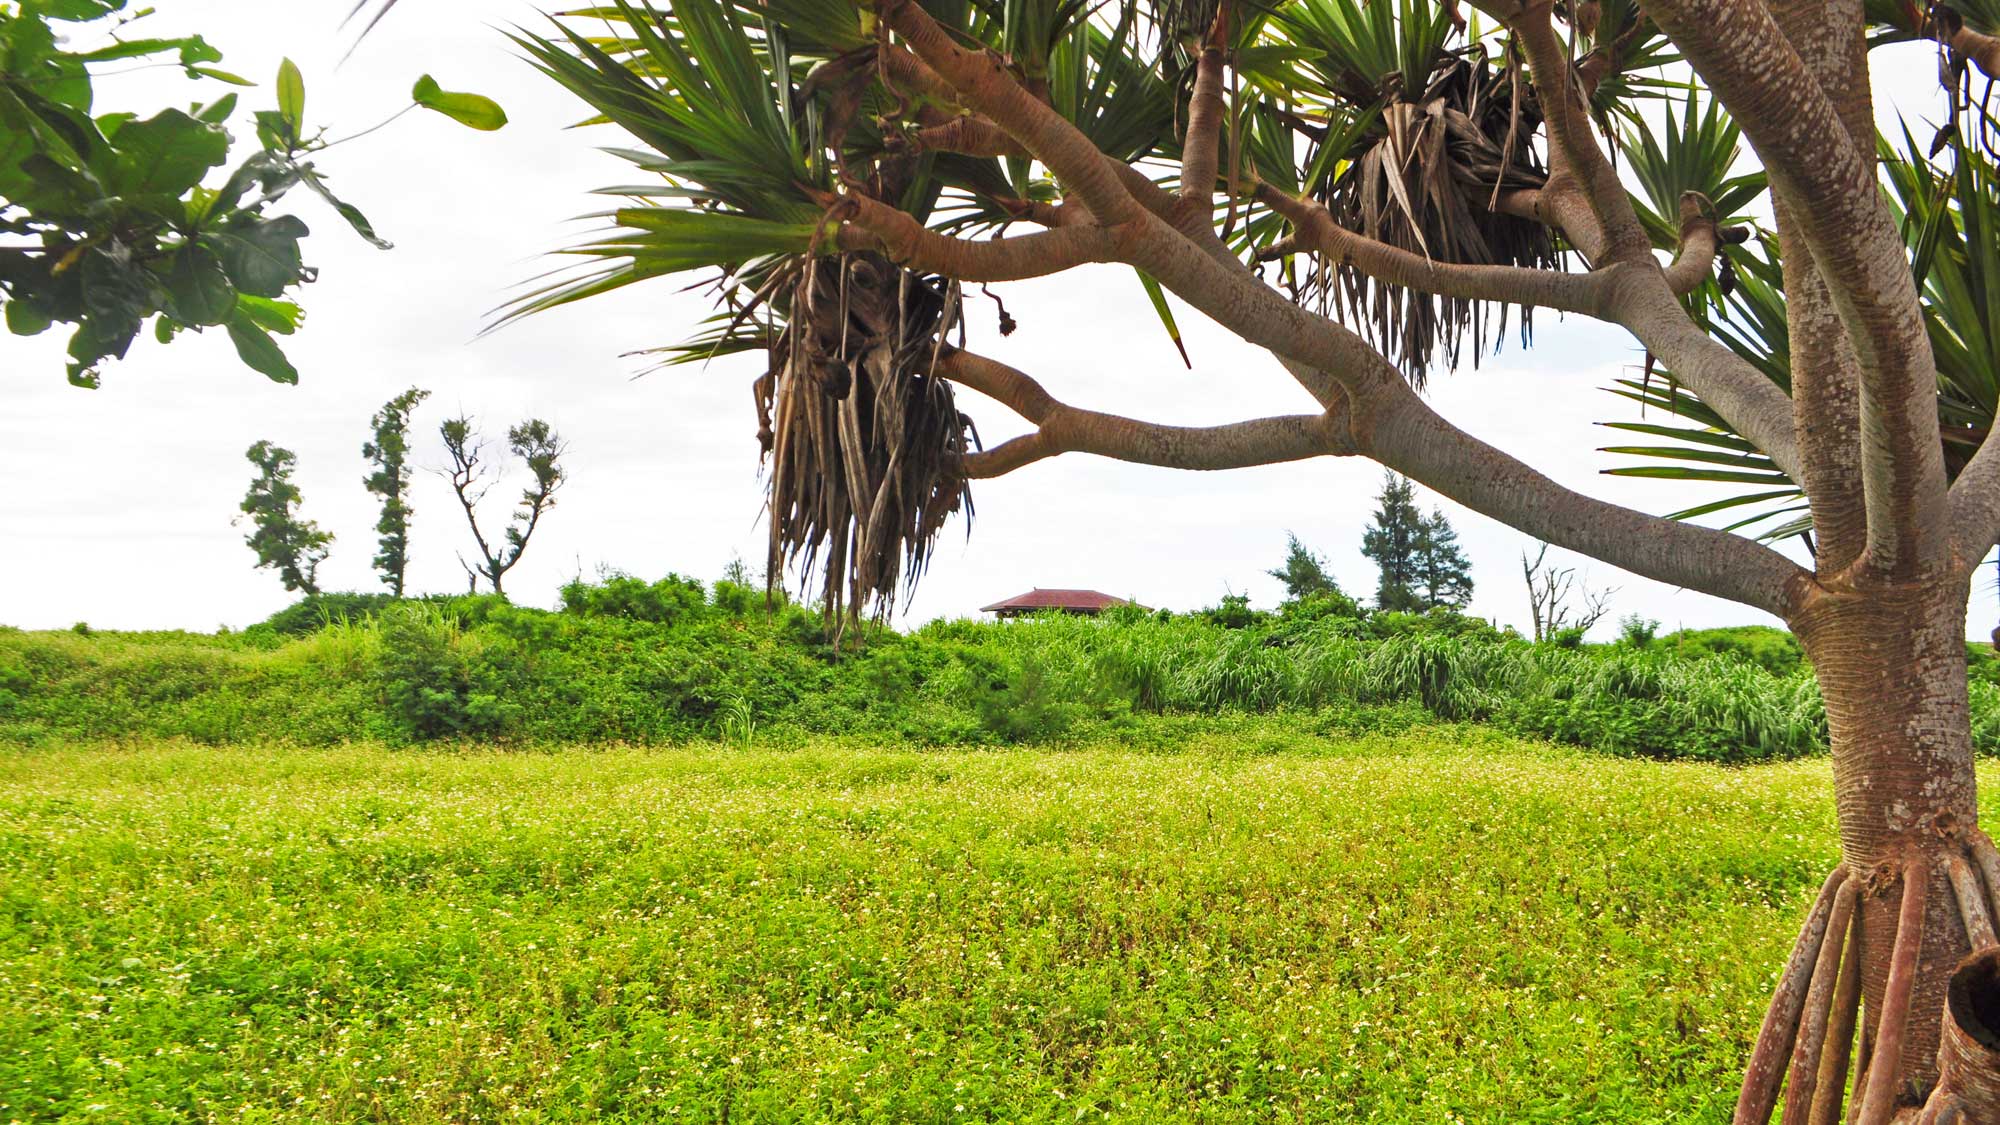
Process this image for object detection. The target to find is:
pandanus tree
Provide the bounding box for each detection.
[481,0,2000,1114]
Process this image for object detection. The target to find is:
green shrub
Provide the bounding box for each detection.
[1618,615,1660,648]
[372,604,516,742]
[258,592,401,637]
[960,649,1081,742]
[560,571,709,625]
[1660,625,1804,675]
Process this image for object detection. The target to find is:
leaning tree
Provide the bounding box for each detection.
[413,0,2000,1114]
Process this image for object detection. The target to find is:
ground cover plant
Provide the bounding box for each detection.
[3,735,1967,1123]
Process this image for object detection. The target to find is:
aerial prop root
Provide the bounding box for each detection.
[1733,834,2000,1125]
[1919,834,2000,1123]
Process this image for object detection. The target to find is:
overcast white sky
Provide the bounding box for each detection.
[2,2,1992,638]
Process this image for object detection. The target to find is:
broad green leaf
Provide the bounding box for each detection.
[411,75,508,131]
[195,94,239,125]
[39,0,123,21]
[176,35,223,66]
[79,248,161,323]
[104,108,228,197]
[5,299,53,337]
[276,58,305,137]
[210,215,309,297]
[65,317,137,388]
[167,245,237,327]
[227,313,299,383]
[235,295,304,335]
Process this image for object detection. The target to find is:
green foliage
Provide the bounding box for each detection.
[371,603,513,741]
[361,387,431,597]
[1199,592,1266,629]
[1657,625,1805,676]
[718,695,756,748]
[1618,615,1661,648]
[1266,531,1343,601]
[238,440,331,595]
[410,74,507,131]
[1361,472,1426,611]
[254,591,398,639]
[0,8,499,386]
[0,738,1902,1121]
[0,573,1895,764]
[1413,506,1474,610]
[559,570,708,625]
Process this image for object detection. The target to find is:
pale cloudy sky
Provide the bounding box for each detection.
[2,2,1991,639]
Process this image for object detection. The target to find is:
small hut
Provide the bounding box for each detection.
[979,589,1140,619]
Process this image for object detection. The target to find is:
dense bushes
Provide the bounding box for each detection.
[5,575,1987,762]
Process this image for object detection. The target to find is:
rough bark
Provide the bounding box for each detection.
[1925,949,2000,1122]
[1789,573,1978,1107]
[1765,0,1871,572]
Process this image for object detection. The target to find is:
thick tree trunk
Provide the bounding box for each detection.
[1766,575,1988,1119]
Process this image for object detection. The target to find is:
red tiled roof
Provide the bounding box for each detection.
[979,588,1133,613]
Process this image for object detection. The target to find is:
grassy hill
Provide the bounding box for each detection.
[10,576,1972,763]
[2,733,1960,1122]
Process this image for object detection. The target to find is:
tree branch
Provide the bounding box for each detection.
[1180,19,1229,203]
[1777,202,1870,571]
[912,110,1023,158]
[938,349,1353,478]
[877,0,1812,617]
[1662,192,1723,297]
[1494,178,1611,264]
[1611,279,1805,483]
[935,347,1058,422]
[1487,0,1654,262]
[1255,181,1614,316]
[1944,14,2000,81]
[1948,440,2000,566]
[1356,371,1812,616]
[1111,215,1812,613]
[831,192,1129,281]
[1638,0,1949,576]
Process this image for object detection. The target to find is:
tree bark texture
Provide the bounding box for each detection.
[1739,576,1991,1119]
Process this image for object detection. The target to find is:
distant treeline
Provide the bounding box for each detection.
[6,575,1999,762]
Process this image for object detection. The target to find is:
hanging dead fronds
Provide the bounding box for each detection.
[1309,48,1562,383]
[756,252,976,642]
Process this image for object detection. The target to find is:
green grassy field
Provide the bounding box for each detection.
[3,730,1968,1123]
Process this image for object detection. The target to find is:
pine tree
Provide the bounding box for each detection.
[1267,532,1341,602]
[1414,508,1474,610]
[362,387,431,597]
[1360,473,1425,612]
[240,441,333,595]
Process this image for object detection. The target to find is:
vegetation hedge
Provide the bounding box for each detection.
[6,575,1998,761]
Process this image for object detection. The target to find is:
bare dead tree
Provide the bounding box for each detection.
[1522,543,1618,642]
[438,415,566,597]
